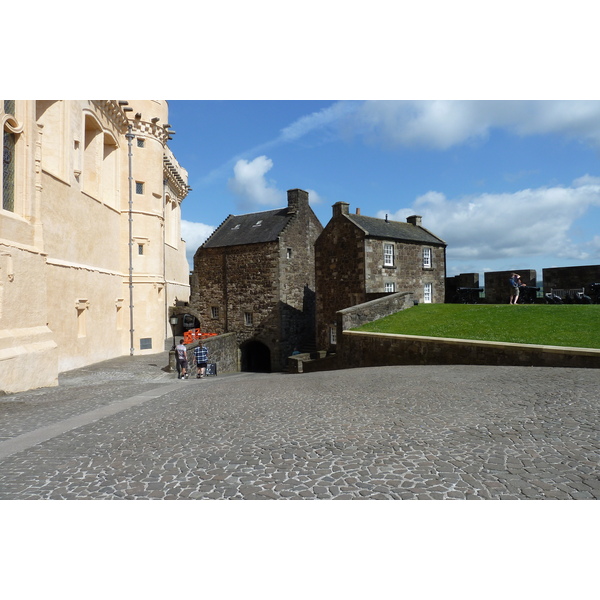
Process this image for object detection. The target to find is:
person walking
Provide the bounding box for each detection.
[194,343,209,378]
[509,273,520,304]
[175,339,189,379]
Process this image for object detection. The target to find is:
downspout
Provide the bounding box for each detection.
[163,178,168,345]
[125,125,135,355]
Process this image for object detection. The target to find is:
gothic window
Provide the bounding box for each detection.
[2,100,19,213]
[83,114,102,198]
[2,129,15,212]
[36,100,65,179]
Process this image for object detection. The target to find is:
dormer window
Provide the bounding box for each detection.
[231,224,240,230]
[252,220,263,228]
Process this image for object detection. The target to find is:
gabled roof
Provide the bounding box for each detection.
[345,214,446,245]
[202,208,292,248]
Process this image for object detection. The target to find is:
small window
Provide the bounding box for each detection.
[385,282,396,292]
[286,248,292,259]
[384,243,394,267]
[424,283,432,303]
[211,306,219,319]
[423,247,432,268]
[137,138,145,148]
[252,220,263,228]
[138,244,144,255]
[330,326,337,345]
[135,181,144,194]
[244,312,253,326]
[231,224,240,230]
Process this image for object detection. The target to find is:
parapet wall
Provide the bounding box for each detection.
[338,331,600,369]
[336,291,415,338]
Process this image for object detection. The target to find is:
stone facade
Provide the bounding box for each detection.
[1,100,190,394]
[315,203,446,351]
[543,265,600,296]
[190,189,323,371]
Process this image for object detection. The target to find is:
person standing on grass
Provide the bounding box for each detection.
[175,339,189,379]
[194,342,209,378]
[509,273,520,304]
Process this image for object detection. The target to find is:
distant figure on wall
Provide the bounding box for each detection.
[509,273,521,304]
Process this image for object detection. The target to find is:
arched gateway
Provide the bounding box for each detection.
[240,340,271,372]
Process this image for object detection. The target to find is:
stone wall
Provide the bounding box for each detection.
[169,332,239,374]
[191,241,280,343]
[445,273,480,302]
[315,216,367,351]
[337,330,600,369]
[543,265,600,295]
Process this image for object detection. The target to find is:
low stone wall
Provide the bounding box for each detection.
[338,331,600,369]
[169,332,239,374]
[336,291,415,339]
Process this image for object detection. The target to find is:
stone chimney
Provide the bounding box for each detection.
[356,208,361,215]
[407,215,422,227]
[287,189,309,215]
[333,202,350,217]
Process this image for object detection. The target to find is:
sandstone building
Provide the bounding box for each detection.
[190,189,323,372]
[1,100,190,393]
[315,203,446,351]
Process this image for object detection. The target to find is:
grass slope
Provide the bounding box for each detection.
[353,304,600,349]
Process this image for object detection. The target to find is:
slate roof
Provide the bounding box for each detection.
[202,208,292,248]
[345,214,446,245]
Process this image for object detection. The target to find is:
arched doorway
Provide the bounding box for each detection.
[241,340,271,372]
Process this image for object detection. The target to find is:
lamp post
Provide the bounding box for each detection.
[169,315,179,350]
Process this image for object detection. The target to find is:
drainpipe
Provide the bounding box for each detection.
[126,125,135,355]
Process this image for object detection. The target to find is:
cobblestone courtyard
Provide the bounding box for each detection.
[0,353,598,500]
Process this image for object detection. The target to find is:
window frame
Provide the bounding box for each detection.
[423,247,432,269]
[383,243,395,267]
[424,282,433,303]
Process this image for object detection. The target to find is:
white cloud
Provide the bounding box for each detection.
[228,155,285,209]
[346,100,600,150]
[379,179,600,265]
[306,188,323,205]
[181,219,215,268]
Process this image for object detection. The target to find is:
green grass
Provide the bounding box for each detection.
[353,304,600,349]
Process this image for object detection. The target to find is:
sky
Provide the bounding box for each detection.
[167,100,600,282]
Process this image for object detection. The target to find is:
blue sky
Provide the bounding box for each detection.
[167,100,600,282]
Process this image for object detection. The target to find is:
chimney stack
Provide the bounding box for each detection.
[407,215,422,227]
[356,208,361,215]
[287,189,309,214]
[333,202,350,217]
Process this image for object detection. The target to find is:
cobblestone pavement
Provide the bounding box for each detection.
[0,354,598,499]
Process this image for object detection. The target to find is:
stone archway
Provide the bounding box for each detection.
[240,340,271,372]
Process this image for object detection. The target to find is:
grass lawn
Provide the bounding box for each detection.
[353,304,600,349]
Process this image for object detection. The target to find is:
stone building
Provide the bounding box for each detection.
[315,203,447,351]
[1,100,190,393]
[190,189,323,372]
